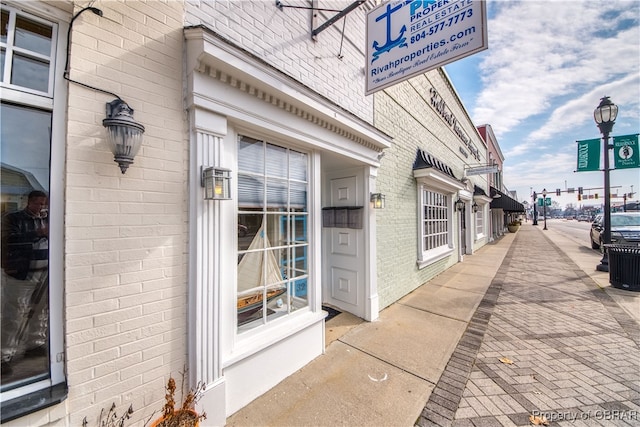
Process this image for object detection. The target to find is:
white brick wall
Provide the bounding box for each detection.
[373,69,489,309]
[62,1,188,426]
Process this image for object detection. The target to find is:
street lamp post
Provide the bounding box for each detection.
[532,191,538,225]
[594,96,618,272]
[542,188,548,230]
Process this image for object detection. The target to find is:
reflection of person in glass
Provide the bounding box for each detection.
[1,190,49,375]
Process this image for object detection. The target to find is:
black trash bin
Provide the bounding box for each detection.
[605,244,640,291]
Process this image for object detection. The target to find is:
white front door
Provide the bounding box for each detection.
[323,172,365,318]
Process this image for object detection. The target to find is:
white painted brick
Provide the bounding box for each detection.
[67,346,118,373]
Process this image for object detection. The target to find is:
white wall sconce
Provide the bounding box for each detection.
[102,99,145,174]
[455,198,465,211]
[472,202,479,213]
[370,193,385,209]
[202,167,231,200]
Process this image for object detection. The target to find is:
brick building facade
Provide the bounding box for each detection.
[1,1,500,425]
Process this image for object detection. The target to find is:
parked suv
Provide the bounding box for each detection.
[590,212,640,251]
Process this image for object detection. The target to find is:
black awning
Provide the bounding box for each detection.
[412,149,457,180]
[474,185,488,197]
[490,186,525,212]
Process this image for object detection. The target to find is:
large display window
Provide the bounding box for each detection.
[1,2,66,418]
[236,136,309,332]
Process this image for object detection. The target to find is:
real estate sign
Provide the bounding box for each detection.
[365,0,488,95]
[613,134,639,169]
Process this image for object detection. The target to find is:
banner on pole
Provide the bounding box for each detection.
[613,134,639,169]
[576,138,600,172]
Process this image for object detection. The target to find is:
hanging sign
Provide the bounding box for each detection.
[576,138,600,172]
[465,165,498,176]
[613,134,639,169]
[365,0,488,95]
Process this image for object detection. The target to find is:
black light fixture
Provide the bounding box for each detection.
[472,202,479,213]
[370,193,385,209]
[541,188,548,230]
[65,6,146,175]
[202,167,232,200]
[455,198,464,212]
[103,99,145,174]
[594,96,618,272]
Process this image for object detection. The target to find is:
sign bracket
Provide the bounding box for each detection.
[275,0,364,39]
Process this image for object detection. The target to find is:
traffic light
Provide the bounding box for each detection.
[578,186,583,195]
[595,193,599,199]
[533,191,537,200]
[578,195,582,201]
[556,189,561,196]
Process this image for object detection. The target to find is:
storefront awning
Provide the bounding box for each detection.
[490,186,525,212]
[412,149,457,180]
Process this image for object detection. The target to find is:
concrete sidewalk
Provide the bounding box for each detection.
[226,224,640,427]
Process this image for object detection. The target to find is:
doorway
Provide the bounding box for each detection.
[322,170,366,319]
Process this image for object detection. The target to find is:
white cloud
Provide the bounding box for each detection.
[471,0,640,141]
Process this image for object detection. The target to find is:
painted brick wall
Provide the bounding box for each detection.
[185,0,374,124]
[373,69,489,309]
[63,1,188,425]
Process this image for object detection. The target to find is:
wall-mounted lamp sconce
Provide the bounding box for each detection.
[102,99,145,174]
[202,167,231,200]
[370,193,385,209]
[455,198,465,211]
[472,202,479,213]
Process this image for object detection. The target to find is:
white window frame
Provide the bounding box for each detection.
[475,206,485,240]
[0,3,58,97]
[418,187,453,264]
[0,1,68,407]
[236,135,311,334]
[414,168,465,269]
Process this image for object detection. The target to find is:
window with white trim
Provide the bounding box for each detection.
[237,136,310,332]
[422,189,449,250]
[1,3,66,417]
[418,186,454,266]
[475,207,484,238]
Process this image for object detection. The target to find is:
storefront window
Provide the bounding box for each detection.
[475,208,484,238]
[1,6,64,415]
[237,136,309,332]
[422,189,449,250]
[1,103,51,390]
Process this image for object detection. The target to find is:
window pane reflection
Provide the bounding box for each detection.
[1,102,51,390]
[14,15,52,56]
[237,137,309,332]
[11,54,49,92]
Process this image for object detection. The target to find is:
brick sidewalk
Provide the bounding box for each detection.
[416,225,640,427]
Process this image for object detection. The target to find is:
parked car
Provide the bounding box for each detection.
[590,212,640,251]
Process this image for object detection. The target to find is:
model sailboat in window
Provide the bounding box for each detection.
[237,225,287,324]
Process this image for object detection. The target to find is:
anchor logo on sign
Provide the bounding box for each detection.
[371,2,409,63]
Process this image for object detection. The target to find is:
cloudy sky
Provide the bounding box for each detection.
[444,0,640,209]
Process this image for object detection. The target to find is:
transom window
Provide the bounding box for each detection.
[237,136,309,332]
[1,5,56,96]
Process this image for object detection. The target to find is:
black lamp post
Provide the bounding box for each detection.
[594,96,618,272]
[542,188,548,230]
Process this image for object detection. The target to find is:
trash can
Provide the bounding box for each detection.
[605,244,640,291]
